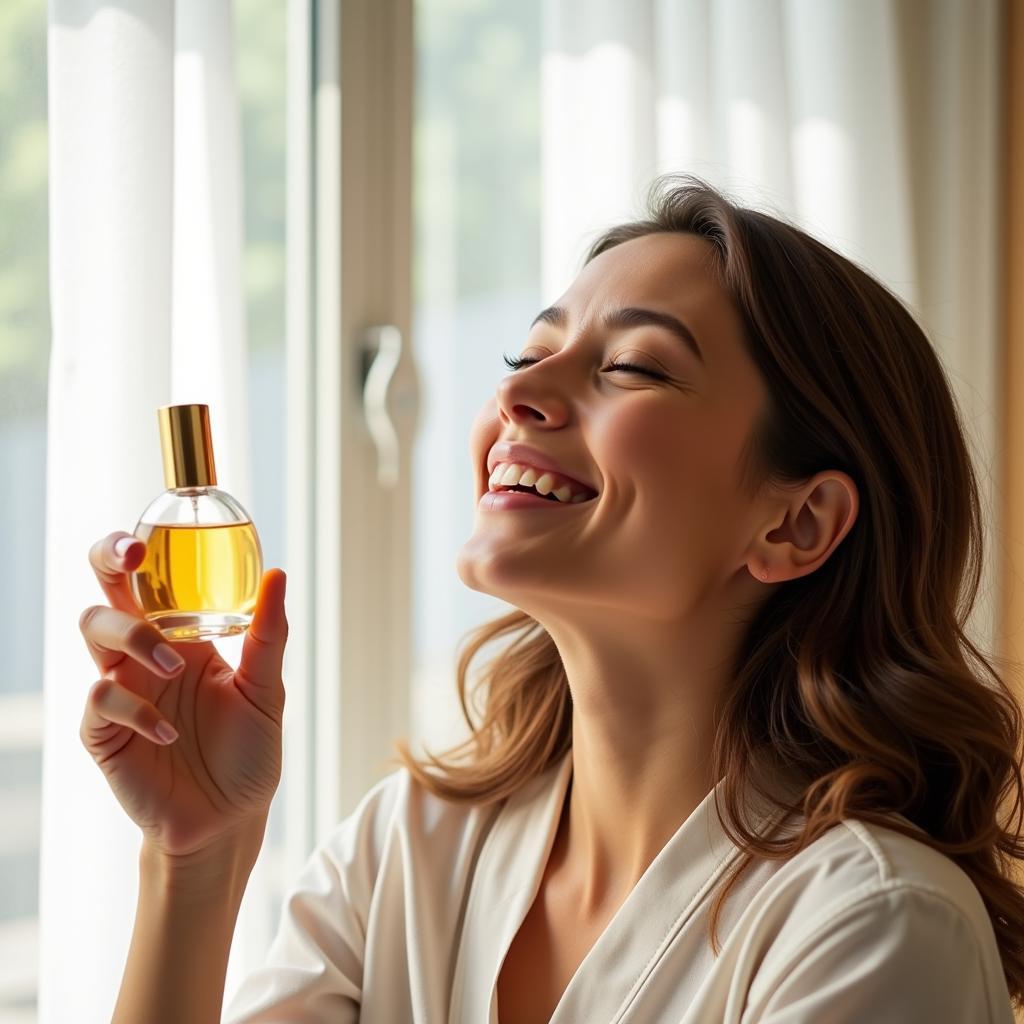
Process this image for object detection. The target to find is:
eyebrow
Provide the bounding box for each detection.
[529,305,705,364]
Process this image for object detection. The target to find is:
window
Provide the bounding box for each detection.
[0,2,291,1016]
[0,0,49,1018]
[8,1,541,1015]
[410,0,543,756]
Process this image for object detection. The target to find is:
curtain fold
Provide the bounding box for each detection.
[540,0,1001,650]
[40,2,252,1019]
[541,0,920,301]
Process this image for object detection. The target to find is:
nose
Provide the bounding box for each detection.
[495,371,570,427]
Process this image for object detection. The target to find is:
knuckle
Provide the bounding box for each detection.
[88,677,113,707]
[79,605,103,635]
[87,535,105,564]
[122,618,150,646]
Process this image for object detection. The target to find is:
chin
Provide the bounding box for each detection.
[454,535,508,597]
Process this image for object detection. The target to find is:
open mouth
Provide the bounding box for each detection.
[482,455,600,507]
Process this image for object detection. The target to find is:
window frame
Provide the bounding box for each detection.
[286,0,415,858]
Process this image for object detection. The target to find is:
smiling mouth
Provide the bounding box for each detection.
[484,462,599,504]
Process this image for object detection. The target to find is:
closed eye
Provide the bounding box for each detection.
[501,353,665,379]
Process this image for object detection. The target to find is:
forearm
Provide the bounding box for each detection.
[112,822,267,1024]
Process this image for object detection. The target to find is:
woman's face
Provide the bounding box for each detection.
[457,231,773,626]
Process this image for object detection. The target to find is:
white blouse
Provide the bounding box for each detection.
[223,749,1016,1023]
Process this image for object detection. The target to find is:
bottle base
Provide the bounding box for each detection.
[146,611,253,642]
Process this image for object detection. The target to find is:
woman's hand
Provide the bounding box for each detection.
[78,531,289,859]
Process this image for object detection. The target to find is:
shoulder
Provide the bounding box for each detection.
[259,766,503,963]
[314,763,504,895]
[758,814,992,943]
[739,815,1014,1021]
[224,767,509,1023]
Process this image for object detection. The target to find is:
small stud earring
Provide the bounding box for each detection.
[761,569,769,581]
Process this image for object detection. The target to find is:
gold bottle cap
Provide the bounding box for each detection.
[157,404,218,489]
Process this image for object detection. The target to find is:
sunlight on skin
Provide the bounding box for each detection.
[457,231,858,915]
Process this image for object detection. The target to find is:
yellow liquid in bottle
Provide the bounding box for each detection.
[131,521,262,641]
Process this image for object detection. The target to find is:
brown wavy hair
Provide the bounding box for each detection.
[389,173,1024,1007]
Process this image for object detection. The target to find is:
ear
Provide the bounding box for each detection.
[751,471,859,583]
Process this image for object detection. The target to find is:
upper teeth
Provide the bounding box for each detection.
[487,462,594,503]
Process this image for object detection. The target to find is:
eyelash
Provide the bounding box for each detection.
[501,353,664,379]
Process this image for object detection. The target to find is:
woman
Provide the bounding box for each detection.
[80,175,1023,1022]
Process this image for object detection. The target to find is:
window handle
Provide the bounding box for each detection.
[359,324,421,488]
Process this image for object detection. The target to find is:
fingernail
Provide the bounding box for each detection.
[152,643,185,674]
[155,720,179,744]
[114,536,136,559]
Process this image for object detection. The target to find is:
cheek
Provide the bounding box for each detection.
[596,404,729,501]
[601,405,745,555]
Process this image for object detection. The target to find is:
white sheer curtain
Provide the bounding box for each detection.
[540,0,1002,649]
[542,0,917,299]
[40,2,260,1019]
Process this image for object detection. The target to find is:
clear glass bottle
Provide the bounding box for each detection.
[128,403,263,641]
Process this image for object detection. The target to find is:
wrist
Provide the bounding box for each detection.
[140,818,267,899]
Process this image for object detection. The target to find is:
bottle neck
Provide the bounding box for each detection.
[169,485,212,496]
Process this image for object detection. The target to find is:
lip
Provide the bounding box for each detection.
[485,441,598,496]
[478,490,589,511]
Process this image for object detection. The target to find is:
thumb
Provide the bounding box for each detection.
[235,569,288,714]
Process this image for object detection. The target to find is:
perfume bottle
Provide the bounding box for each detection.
[128,403,263,642]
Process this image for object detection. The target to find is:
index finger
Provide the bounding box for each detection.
[88,532,146,615]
